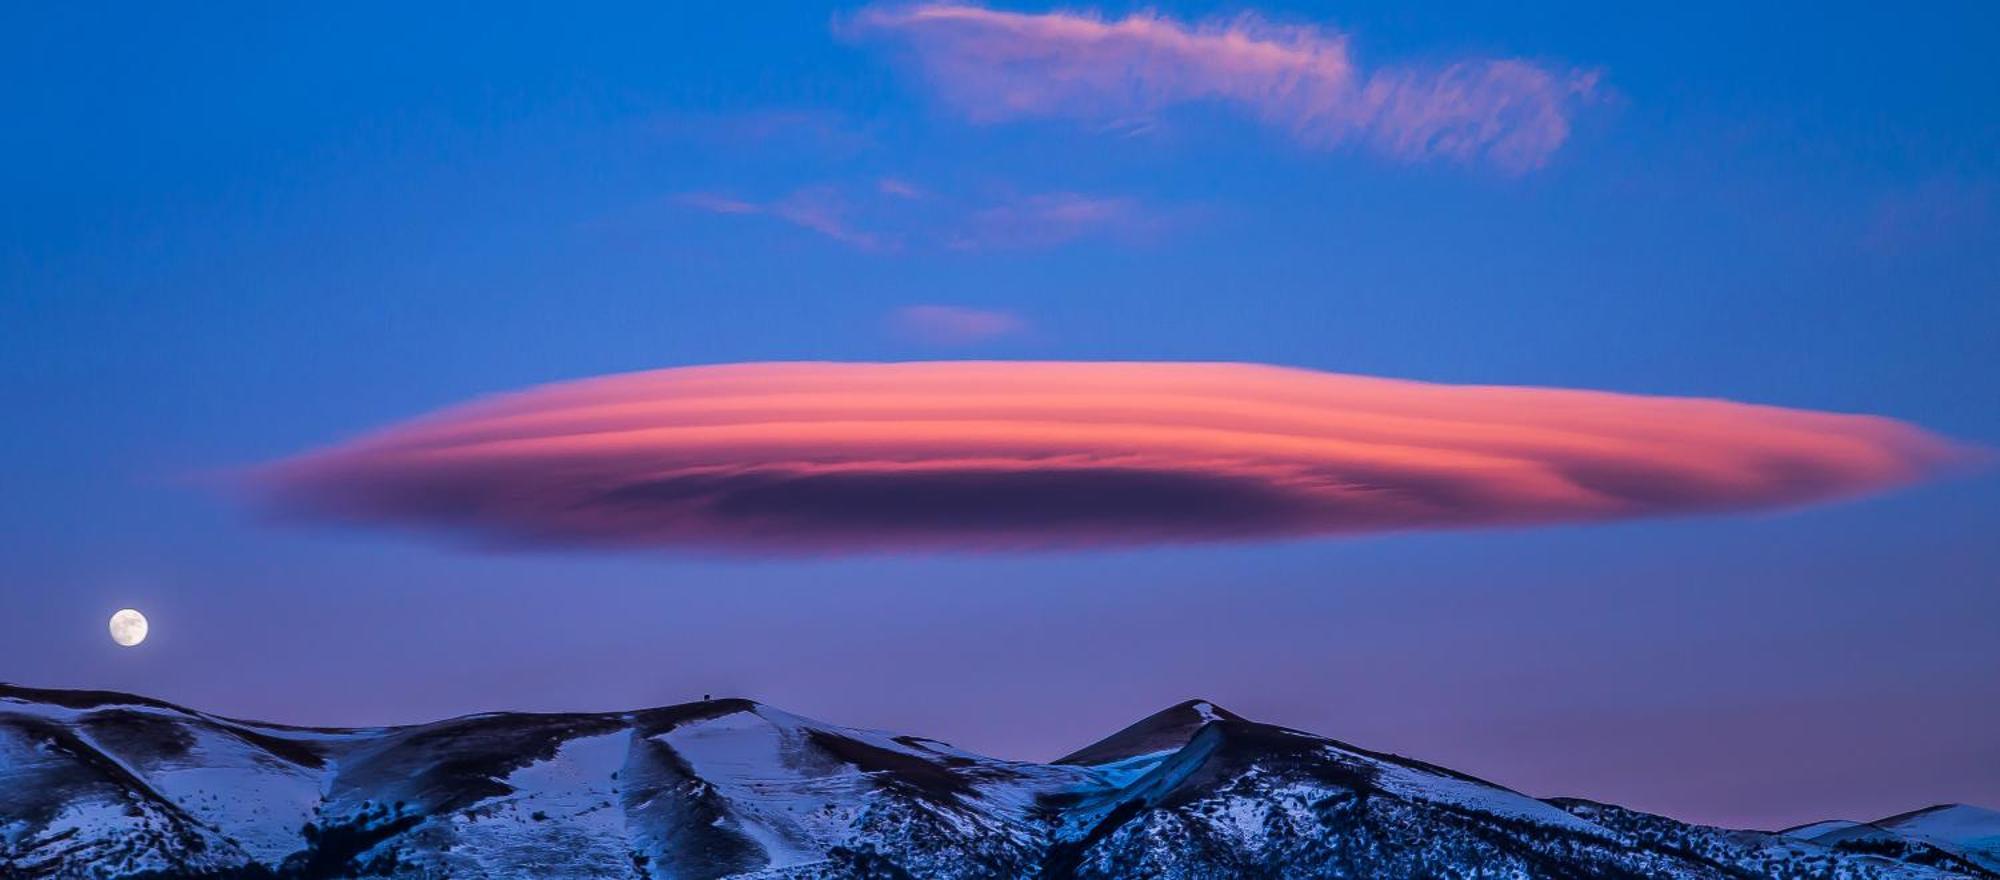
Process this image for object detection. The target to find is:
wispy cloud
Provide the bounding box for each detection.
[677,193,763,215]
[680,188,899,252]
[680,181,1160,252]
[768,187,898,251]
[888,305,1030,345]
[243,362,1972,555]
[876,177,927,199]
[844,3,1599,172]
[951,191,1150,250]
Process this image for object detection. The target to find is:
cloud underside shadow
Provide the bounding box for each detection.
[240,362,1973,554]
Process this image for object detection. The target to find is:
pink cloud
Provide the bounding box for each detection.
[844,4,1599,172]
[889,305,1029,345]
[242,362,1973,555]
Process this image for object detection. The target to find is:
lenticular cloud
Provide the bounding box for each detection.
[246,362,1969,553]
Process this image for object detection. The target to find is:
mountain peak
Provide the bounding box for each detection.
[3,683,1994,880]
[1178,699,1238,722]
[1054,698,1246,766]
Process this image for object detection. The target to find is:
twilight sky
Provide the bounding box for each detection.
[3,1,1997,830]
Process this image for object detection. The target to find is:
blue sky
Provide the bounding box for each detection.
[3,1,1997,828]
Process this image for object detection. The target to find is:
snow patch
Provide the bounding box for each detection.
[1363,754,1609,837]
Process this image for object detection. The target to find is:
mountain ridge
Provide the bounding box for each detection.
[3,682,1992,879]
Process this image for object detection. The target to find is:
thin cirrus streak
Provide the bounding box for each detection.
[953,192,1149,250]
[241,362,1976,555]
[681,186,1152,252]
[679,190,895,251]
[842,4,1600,172]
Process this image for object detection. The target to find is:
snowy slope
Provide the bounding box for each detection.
[3,683,1994,879]
[1879,805,2000,871]
[1782,804,2000,875]
[1786,819,1870,839]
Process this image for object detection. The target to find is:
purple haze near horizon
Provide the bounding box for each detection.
[3,1,1997,830]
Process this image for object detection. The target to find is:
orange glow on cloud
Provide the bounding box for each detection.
[247,362,1972,553]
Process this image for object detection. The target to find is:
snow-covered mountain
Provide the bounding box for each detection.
[1783,804,2000,874]
[3,683,1992,879]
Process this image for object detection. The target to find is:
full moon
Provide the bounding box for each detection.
[108,608,148,647]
